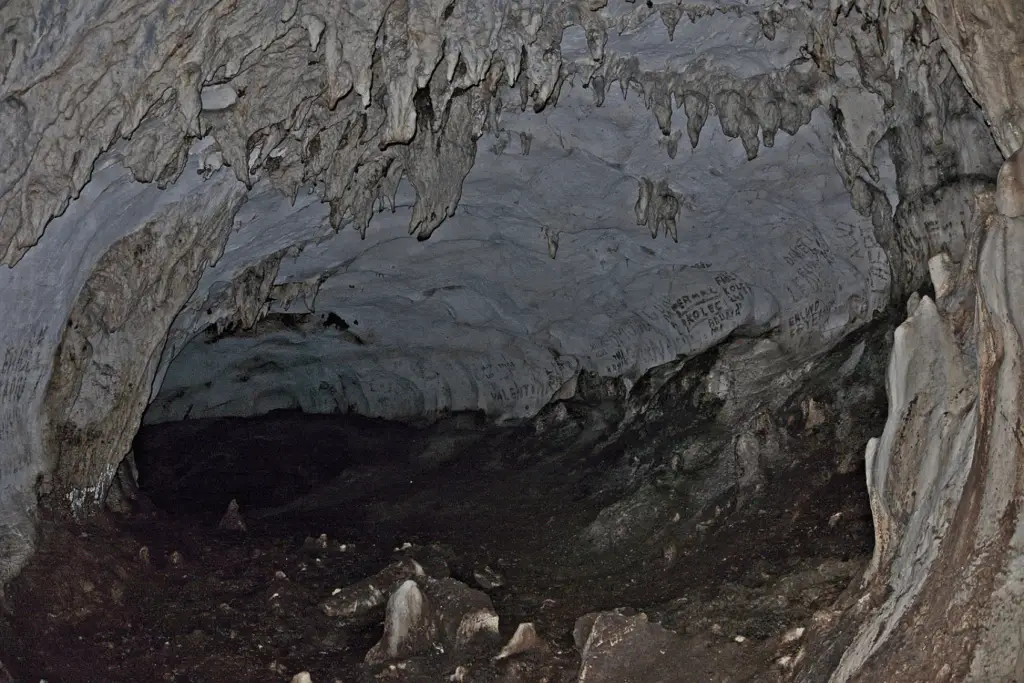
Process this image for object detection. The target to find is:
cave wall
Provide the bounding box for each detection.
[793,3,1024,680]
[0,1,1021,678]
[0,151,245,584]
[144,106,888,425]
[923,0,1024,158]
[0,0,999,499]
[42,160,247,513]
[796,173,1024,683]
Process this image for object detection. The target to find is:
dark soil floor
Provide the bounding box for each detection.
[0,408,876,683]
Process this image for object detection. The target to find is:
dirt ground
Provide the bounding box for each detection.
[0,394,878,683]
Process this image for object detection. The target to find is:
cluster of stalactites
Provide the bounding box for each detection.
[0,0,839,263]
[197,0,830,239]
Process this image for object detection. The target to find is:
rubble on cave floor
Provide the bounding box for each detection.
[0,335,886,683]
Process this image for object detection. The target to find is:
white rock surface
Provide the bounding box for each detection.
[816,199,1024,682]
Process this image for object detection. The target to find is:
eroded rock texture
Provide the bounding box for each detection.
[791,162,1024,682]
[0,0,1022,679]
[924,0,1024,158]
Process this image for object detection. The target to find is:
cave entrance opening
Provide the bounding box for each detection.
[4,317,889,681]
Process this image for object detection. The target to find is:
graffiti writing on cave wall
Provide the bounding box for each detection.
[0,326,49,482]
[588,271,756,376]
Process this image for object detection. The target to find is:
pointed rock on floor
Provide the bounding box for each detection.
[321,558,427,620]
[365,575,501,665]
[218,498,247,532]
[365,579,438,665]
[495,622,546,660]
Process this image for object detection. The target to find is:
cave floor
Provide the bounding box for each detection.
[1,410,873,683]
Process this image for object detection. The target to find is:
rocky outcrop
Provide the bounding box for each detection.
[575,610,691,683]
[923,0,1024,158]
[795,150,1024,682]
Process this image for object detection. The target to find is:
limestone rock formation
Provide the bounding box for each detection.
[365,579,438,665]
[923,0,1024,158]
[2,0,987,520]
[364,575,501,665]
[793,151,1024,683]
[0,0,1023,680]
[321,557,429,620]
[494,622,546,660]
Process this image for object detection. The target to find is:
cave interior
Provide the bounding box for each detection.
[1,0,1023,681]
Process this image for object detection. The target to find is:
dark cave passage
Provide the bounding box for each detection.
[0,323,888,683]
